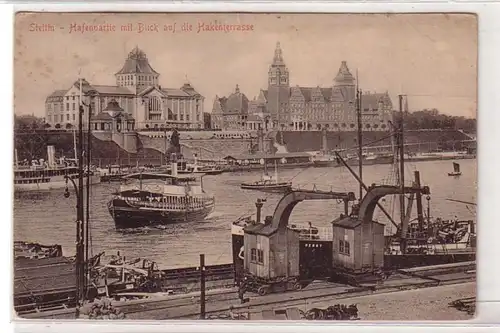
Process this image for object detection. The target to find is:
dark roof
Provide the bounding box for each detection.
[161,88,190,97]
[361,93,392,110]
[91,112,113,121]
[46,90,67,102]
[91,85,134,96]
[215,85,249,115]
[244,222,277,236]
[104,99,124,112]
[116,46,159,75]
[332,216,362,229]
[334,61,355,85]
[332,216,385,229]
[180,83,201,96]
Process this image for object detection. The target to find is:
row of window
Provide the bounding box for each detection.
[47,114,76,123]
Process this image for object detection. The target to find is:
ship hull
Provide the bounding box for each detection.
[14,175,100,192]
[108,199,214,229]
[240,183,292,193]
[312,160,339,168]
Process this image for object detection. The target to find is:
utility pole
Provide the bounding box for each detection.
[199,254,206,319]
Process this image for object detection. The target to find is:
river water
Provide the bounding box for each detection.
[13,159,477,269]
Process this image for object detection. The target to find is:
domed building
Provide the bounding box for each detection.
[45,46,205,130]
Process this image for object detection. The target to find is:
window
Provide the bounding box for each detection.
[339,240,350,255]
[66,114,70,121]
[73,114,75,121]
[72,96,75,101]
[72,103,75,111]
[66,103,69,111]
[250,248,264,264]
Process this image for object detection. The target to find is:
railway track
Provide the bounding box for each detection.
[121,270,476,319]
[20,262,475,319]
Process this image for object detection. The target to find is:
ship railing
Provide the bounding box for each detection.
[126,195,215,211]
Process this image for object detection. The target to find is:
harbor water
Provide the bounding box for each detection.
[13,159,477,269]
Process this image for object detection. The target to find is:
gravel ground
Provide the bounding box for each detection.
[301,282,476,321]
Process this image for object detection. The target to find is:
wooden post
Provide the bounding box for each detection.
[199,254,206,319]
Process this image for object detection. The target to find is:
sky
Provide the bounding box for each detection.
[14,13,477,118]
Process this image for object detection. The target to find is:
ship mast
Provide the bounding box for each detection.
[397,94,406,253]
[76,77,85,304]
[356,70,363,200]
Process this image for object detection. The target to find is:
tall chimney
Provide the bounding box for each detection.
[258,129,265,153]
[47,146,56,167]
[321,127,328,153]
[255,199,264,223]
[171,153,178,176]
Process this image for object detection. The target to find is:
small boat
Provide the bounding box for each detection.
[448,162,462,176]
[240,161,292,193]
[107,157,215,229]
[312,152,339,168]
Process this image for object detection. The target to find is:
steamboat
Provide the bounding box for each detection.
[14,146,99,192]
[107,154,215,229]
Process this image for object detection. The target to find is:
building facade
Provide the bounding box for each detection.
[211,85,250,130]
[45,47,205,130]
[211,42,393,132]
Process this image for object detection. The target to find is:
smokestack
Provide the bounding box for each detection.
[255,199,264,224]
[171,153,178,176]
[47,146,56,167]
[321,127,328,153]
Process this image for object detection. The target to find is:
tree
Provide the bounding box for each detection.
[44,123,51,129]
[66,123,73,130]
[55,123,61,129]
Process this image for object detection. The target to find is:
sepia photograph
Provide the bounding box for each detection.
[13,12,477,321]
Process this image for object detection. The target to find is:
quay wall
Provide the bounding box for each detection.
[14,129,475,165]
[277,129,475,153]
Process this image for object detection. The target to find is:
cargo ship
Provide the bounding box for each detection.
[107,155,215,229]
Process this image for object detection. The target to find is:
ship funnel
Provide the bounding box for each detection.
[171,153,178,176]
[47,146,56,167]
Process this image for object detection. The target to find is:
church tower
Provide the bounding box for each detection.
[267,42,290,124]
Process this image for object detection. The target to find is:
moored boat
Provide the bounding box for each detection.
[107,156,215,229]
[240,161,292,193]
[14,146,100,192]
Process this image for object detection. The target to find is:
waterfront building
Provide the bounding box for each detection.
[211,84,250,130]
[211,42,393,132]
[45,47,205,130]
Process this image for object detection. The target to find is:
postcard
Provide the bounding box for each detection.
[13,12,477,321]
